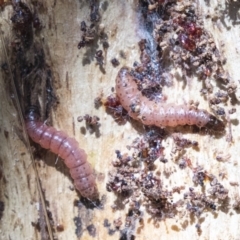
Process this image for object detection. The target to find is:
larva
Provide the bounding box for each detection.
[116,67,225,131]
[25,107,98,200]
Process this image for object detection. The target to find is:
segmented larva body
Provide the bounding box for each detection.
[116,67,225,131]
[25,108,98,200]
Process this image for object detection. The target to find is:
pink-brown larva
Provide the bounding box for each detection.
[116,67,225,131]
[25,107,98,200]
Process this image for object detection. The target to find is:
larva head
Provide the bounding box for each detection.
[81,186,99,201]
[205,115,225,132]
[25,106,41,121]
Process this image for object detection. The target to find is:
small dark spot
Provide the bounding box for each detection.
[0,201,4,220]
[77,116,84,122]
[111,58,120,67]
[216,107,225,116]
[102,41,109,49]
[119,50,126,59]
[120,230,135,240]
[80,126,86,135]
[94,96,103,109]
[56,224,64,232]
[73,199,81,207]
[108,228,116,236]
[80,21,87,32]
[74,217,82,238]
[103,219,111,228]
[31,221,41,231]
[4,130,9,139]
[95,50,104,66]
[171,224,180,232]
[101,1,109,11]
[87,224,96,237]
[1,63,8,73]
[160,158,168,163]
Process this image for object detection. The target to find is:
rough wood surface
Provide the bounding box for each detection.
[1,0,240,239]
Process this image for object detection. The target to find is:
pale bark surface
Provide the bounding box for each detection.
[1,0,240,239]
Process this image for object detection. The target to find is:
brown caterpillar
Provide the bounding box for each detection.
[116,67,225,131]
[25,107,98,200]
